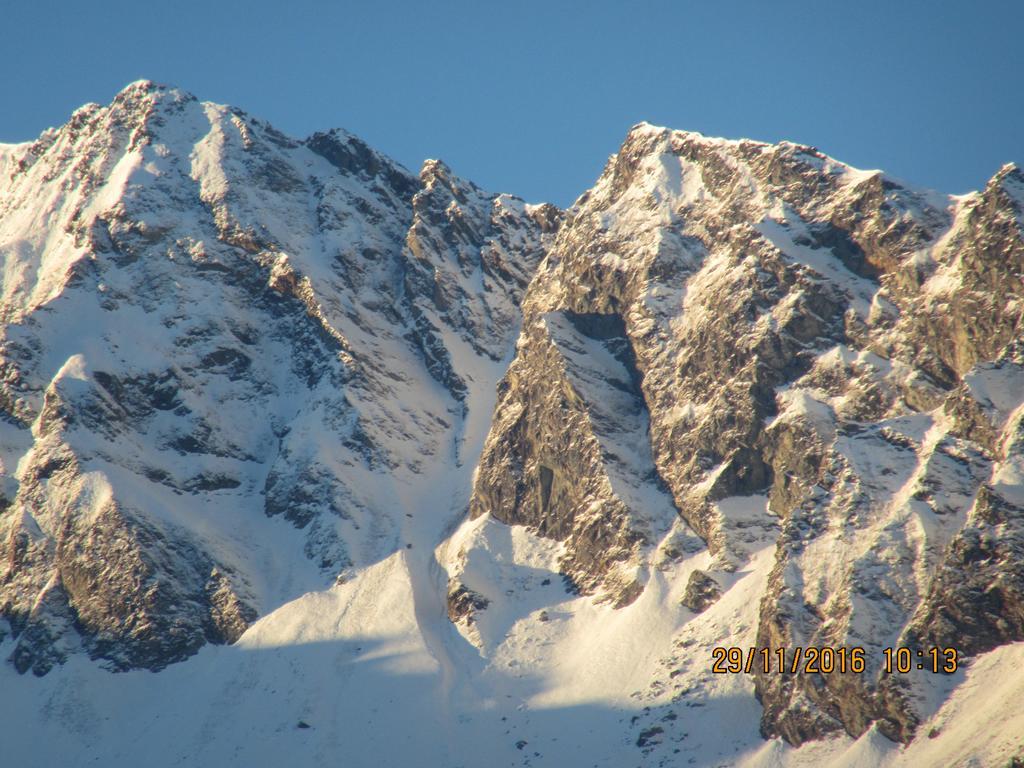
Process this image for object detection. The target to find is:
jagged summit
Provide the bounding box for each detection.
[601,121,966,228]
[471,98,1024,750]
[2,86,1023,768]
[0,83,555,675]
[116,78,167,94]
[991,161,1024,203]
[997,160,1022,177]
[619,121,849,168]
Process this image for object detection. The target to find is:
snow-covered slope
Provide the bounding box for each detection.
[464,122,1024,759]
[0,81,554,675]
[2,88,1023,767]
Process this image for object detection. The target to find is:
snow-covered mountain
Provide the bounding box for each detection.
[1,82,1022,767]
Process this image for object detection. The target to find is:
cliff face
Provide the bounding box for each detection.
[466,124,1024,744]
[0,82,553,674]
[3,87,1023,759]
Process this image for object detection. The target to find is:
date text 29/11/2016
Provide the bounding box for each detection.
[710,646,959,675]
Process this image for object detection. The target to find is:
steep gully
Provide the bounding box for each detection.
[397,342,524,731]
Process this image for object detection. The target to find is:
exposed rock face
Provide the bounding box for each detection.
[0,82,552,673]
[469,307,687,605]
[404,159,559,398]
[680,569,721,613]
[751,165,1024,746]
[467,123,1024,744]
[3,86,1024,756]
[446,581,490,625]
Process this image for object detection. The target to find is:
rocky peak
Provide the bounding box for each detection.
[468,120,1024,747]
[993,160,1023,185]
[418,157,458,190]
[402,156,557,397]
[0,84,551,675]
[985,161,1024,217]
[306,128,418,200]
[3,86,1024,764]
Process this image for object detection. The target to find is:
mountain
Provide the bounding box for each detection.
[1,82,1022,767]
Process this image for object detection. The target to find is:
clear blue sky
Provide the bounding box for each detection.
[2,1,1021,207]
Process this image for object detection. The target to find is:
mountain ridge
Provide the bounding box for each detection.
[1,82,1023,767]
